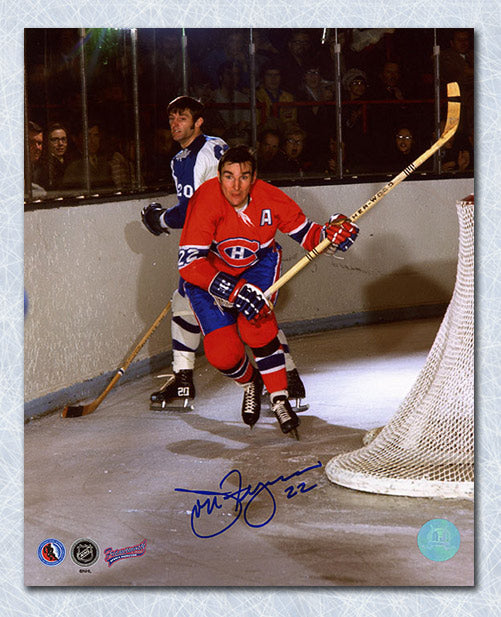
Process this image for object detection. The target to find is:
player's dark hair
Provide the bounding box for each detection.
[218,145,257,176]
[167,96,205,123]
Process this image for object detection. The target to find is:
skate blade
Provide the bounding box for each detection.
[264,398,309,415]
[150,399,194,412]
[291,399,309,413]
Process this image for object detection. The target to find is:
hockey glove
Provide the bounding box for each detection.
[322,213,359,254]
[141,203,170,236]
[209,272,271,321]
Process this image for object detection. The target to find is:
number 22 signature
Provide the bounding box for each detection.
[175,460,323,538]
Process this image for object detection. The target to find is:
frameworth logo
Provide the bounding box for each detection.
[104,539,147,567]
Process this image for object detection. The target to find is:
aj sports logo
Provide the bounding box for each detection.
[37,539,66,566]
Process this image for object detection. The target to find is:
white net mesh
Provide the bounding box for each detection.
[325,195,474,499]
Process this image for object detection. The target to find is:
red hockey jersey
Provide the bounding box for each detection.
[178,176,323,289]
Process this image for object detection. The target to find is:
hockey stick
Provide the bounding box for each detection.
[61,300,172,418]
[265,82,461,300]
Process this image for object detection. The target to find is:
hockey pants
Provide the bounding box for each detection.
[171,288,297,373]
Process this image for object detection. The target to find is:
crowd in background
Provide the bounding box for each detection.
[25,28,474,202]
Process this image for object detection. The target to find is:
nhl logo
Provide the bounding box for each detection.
[70,538,100,567]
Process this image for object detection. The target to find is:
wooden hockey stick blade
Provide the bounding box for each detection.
[61,300,172,418]
[264,82,461,299]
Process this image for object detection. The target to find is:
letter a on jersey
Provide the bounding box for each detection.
[260,209,272,226]
[217,238,260,268]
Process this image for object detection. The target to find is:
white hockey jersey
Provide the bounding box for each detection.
[162,134,228,229]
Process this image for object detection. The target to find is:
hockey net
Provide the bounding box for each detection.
[325,195,474,499]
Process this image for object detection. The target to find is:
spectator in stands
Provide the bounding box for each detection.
[299,64,324,104]
[313,134,350,176]
[213,61,251,145]
[27,120,46,197]
[297,64,325,155]
[371,60,406,101]
[256,63,297,130]
[147,126,179,184]
[253,29,281,77]
[272,122,311,175]
[341,68,371,171]
[343,68,369,101]
[319,78,336,103]
[314,78,338,141]
[256,128,282,175]
[27,121,44,185]
[200,30,250,92]
[39,122,69,191]
[369,60,410,154]
[439,29,474,136]
[439,29,473,94]
[62,121,113,190]
[110,138,145,190]
[280,30,316,98]
[190,76,227,137]
[382,126,418,173]
[436,118,471,173]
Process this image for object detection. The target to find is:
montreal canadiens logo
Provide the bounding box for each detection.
[38,539,66,566]
[217,238,260,268]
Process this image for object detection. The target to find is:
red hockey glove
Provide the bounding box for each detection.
[323,213,359,254]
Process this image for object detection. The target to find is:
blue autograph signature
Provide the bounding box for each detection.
[175,460,323,538]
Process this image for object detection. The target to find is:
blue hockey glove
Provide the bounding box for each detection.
[209,272,271,321]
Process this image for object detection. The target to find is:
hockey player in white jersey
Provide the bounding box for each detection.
[141,96,307,412]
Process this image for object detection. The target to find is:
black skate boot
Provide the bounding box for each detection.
[241,370,263,428]
[271,394,300,440]
[150,370,195,411]
[286,368,309,412]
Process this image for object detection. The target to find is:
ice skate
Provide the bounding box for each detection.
[241,370,263,428]
[286,368,309,412]
[150,370,195,411]
[270,394,300,440]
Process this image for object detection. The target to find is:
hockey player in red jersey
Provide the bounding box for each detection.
[142,97,309,412]
[179,146,359,438]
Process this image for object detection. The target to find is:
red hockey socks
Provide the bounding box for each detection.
[250,337,287,396]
